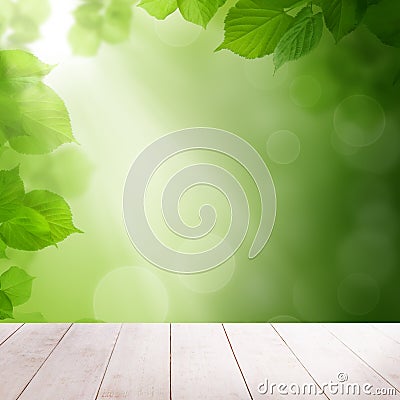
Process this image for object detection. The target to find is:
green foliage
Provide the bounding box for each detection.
[0,206,54,251]
[24,190,82,243]
[0,168,81,252]
[0,265,34,306]
[216,0,293,59]
[138,0,177,20]
[0,290,13,319]
[177,0,227,28]
[364,0,400,47]
[137,0,400,69]
[8,83,76,154]
[0,0,50,47]
[321,0,367,43]
[274,7,323,70]
[0,266,34,319]
[138,0,227,27]
[0,238,7,259]
[0,50,75,154]
[0,51,81,321]
[0,167,25,223]
[69,0,134,56]
[0,50,53,86]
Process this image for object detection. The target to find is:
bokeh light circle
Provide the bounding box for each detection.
[94,266,169,322]
[269,315,300,323]
[290,75,321,107]
[334,95,385,147]
[337,274,380,316]
[267,130,301,164]
[154,12,201,47]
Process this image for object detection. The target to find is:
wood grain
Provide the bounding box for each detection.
[224,323,327,399]
[18,324,121,400]
[327,323,400,393]
[274,323,398,399]
[0,323,399,400]
[97,324,170,400]
[0,323,23,345]
[372,324,400,344]
[171,324,251,400]
[0,323,70,400]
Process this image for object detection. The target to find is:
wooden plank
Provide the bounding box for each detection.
[18,324,121,400]
[372,324,400,344]
[97,324,170,400]
[0,323,70,400]
[224,324,327,399]
[274,324,398,399]
[327,323,400,392]
[171,324,251,400]
[0,323,23,345]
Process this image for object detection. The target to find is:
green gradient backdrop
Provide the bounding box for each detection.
[0,5,399,322]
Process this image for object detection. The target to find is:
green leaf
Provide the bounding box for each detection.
[321,0,367,42]
[138,0,178,20]
[177,0,227,28]
[0,167,25,223]
[68,24,102,56]
[8,83,75,154]
[267,0,309,8]
[0,266,34,306]
[24,190,82,244]
[0,206,54,251]
[0,50,53,87]
[274,7,323,70]
[364,0,400,47]
[216,0,293,59]
[0,238,7,259]
[0,291,13,320]
[101,1,132,43]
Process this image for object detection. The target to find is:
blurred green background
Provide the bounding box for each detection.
[0,0,399,322]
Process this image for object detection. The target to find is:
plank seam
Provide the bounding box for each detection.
[15,324,73,400]
[325,326,400,394]
[0,323,24,347]
[369,324,400,345]
[95,324,123,400]
[222,324,253,400]
[271,324,331,400]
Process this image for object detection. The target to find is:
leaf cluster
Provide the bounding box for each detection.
[0,50,76,154]
[0,167,81,255]
[0,50,81,320]
[0,51,80,255]
[138,0,400,69]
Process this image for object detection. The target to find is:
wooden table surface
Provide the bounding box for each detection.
[0,323,399,399]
